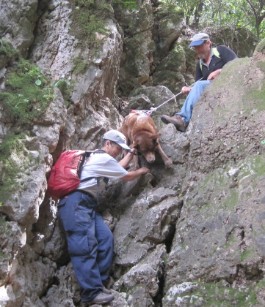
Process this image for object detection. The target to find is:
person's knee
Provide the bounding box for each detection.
[67,232,97,256]
[102,231,114,250]
[191,80,210,95]
[195,80,210,87]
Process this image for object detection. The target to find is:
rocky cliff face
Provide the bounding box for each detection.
[0,1,264,306]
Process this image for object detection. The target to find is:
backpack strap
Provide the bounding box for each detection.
[78,152,91,179]
[79,149,107,183]
[79,149,109,201]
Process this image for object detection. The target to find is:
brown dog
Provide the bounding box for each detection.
[120,111,172,167]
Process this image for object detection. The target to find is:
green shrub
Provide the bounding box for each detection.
[0,59,53,125]
[113,0,138,10]
[70,0,112,49]
[0,215,8,232]
[0,215,12,260]
[0,39,19,70]
[54,79,74,107]
[0,133,27,204]
[0,39,18,59]
[72,57,88,75]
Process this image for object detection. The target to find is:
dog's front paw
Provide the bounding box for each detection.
[141,172,155,186]
[164,158,173,168]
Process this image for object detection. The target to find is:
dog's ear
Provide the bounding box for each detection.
[132,137,142,151]
[155,133,161,142]
[152,138,159,146]
[132,141,138,149]
[150,132,159,139]
[133,144,140,152]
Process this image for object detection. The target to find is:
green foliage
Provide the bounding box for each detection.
[70,0,113,49]
[0,215,12,260]
[203,0,265,39]
[257,60,265,73]
[0,133,26,203]
[196,281,257,306]
[113,0,138,10]
[162,0,265,39]
[157,1,184,24]
[240,249,255,262]
[0,215,8,233]
[0,39,18,59]
[0,59,53,126]
[174,280,258,306]
[72,57,88,74]
[160,0,203,26]
[245,82,265,111]
[54,79,74,107]
[0,39,19,69]
[54,79,70,95]
[255,38,265,53]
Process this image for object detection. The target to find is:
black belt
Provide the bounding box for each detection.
[76,189,96,201]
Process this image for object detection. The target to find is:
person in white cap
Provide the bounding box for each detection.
[57,130,150,306]
[161,32,237,132]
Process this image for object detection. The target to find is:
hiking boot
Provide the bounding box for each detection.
[103,286,112,294]
[161,114,188,132]
[103,276,114,289]
[89,291,114,305]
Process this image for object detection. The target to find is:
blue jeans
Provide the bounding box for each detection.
[177,80,211,124]
[58,191,114,302]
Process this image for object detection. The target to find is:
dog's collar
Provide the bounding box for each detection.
[131,109,151,117]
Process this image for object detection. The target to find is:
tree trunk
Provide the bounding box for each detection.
[192,1,204,28]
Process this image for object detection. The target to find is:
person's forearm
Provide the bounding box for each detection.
[208,68,222,80]
[215,68,222,75]
[119,151,134,168]
[122,168,146,181]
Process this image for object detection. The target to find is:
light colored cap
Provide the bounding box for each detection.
[189,32,209,47]
[103,130,131,151]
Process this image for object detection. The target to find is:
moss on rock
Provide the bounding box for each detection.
[0,59,53,126]
[0,133,31,204]
[70,0,112,49]
[164,280,259,306]
[113,0,138,10]
[196,281,257,306]
[256,60,265,73]
[254,38,265,54]
[0,39,19,69]
[245,83,265,111]
[53,79,74,107]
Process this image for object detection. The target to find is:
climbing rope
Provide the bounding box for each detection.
[133,78,203,116]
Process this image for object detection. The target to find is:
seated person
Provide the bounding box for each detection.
[161,32,237,132]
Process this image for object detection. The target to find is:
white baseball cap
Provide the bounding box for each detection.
[189,33,210,47]
[103,130,131,151]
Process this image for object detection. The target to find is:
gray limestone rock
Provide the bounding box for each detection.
[163,51,265,305]
[114,245,166,306]
[1,0,265,305]
[113,186,182,267]
[0,0,38,56]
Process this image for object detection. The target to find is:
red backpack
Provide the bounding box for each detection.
[47,150,104,199]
